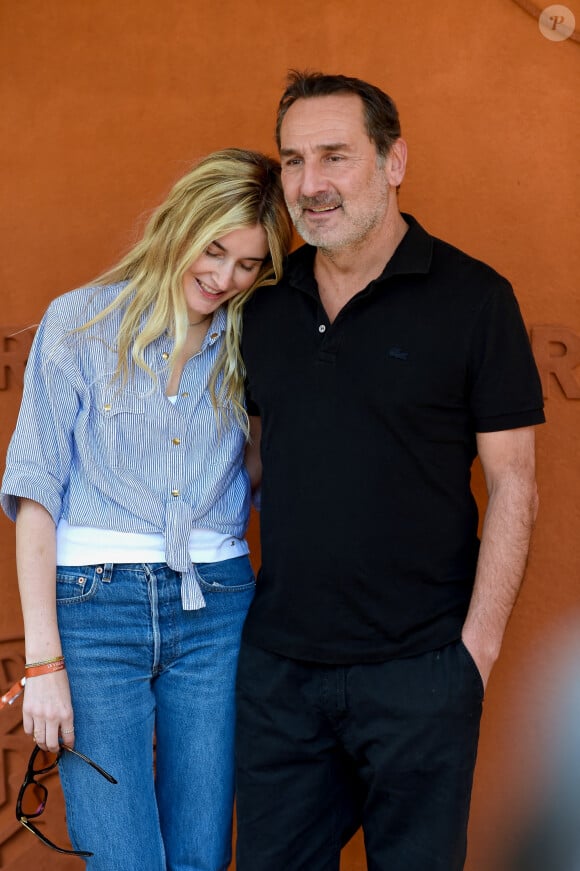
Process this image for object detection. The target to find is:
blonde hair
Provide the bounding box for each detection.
[84,148,293,434]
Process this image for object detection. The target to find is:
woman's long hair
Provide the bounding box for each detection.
[83,148,293,434]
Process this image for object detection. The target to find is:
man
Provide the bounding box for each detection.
[236,71,544,871]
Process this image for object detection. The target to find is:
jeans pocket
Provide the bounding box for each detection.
[193,556,256,594]
[56,565,103,604]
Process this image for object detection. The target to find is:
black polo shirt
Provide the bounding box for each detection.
[241,214,545,664]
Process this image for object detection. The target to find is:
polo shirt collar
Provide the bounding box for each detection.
[285,212,433,295]
[382,213,433,279]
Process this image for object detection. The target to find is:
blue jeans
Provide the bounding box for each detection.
[55,557,255,871]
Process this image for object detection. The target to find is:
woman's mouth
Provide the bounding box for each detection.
[196,278,225,299]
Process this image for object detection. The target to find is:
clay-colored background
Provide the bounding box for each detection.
[1,0,578,868]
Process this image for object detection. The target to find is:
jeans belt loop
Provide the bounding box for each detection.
[98,562,114,584]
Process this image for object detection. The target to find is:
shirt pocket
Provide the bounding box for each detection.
[92,383,147,470]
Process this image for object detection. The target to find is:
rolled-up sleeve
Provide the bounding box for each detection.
[1,308,81,523]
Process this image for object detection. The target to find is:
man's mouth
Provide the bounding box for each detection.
[300,200,342,217]
[298,195,342,215]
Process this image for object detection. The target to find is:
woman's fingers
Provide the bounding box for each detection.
[23,670,75,750]
[59,723,76,748]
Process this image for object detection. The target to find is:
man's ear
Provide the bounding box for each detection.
[386,138,407,187]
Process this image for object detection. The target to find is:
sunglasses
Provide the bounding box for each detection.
[16,743,118,857]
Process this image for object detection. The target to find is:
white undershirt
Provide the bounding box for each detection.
[56,518,248,565]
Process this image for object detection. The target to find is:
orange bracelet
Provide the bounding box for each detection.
[24,661,66,678]
[25,655,64,668]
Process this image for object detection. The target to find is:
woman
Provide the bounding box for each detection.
[1,148,292,870]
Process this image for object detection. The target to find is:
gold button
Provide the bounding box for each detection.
[172,437,181,445]
[181,392,189,397]
[162,352,169,360]
[171,489,180,497]
[103,403,111,412]
[210,332,219,340]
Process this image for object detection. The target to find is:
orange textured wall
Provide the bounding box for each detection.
[1,1,578,867]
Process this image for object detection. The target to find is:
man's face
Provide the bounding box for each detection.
[279,94,393,253]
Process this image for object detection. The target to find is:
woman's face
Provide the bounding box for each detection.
[183,225,269,319]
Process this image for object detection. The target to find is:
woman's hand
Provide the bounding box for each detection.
[23,669,75,752]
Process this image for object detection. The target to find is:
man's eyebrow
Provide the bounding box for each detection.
[280,142,351,157]
[209,240,264,261]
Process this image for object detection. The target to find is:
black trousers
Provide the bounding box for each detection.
[235,640,483,871]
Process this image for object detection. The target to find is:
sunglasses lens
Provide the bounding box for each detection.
[31,749,59,775]
[20,782,48,818]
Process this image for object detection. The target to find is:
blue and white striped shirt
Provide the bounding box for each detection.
[0,282,250,609]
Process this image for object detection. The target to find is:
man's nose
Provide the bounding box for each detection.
[299,161,328,198]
